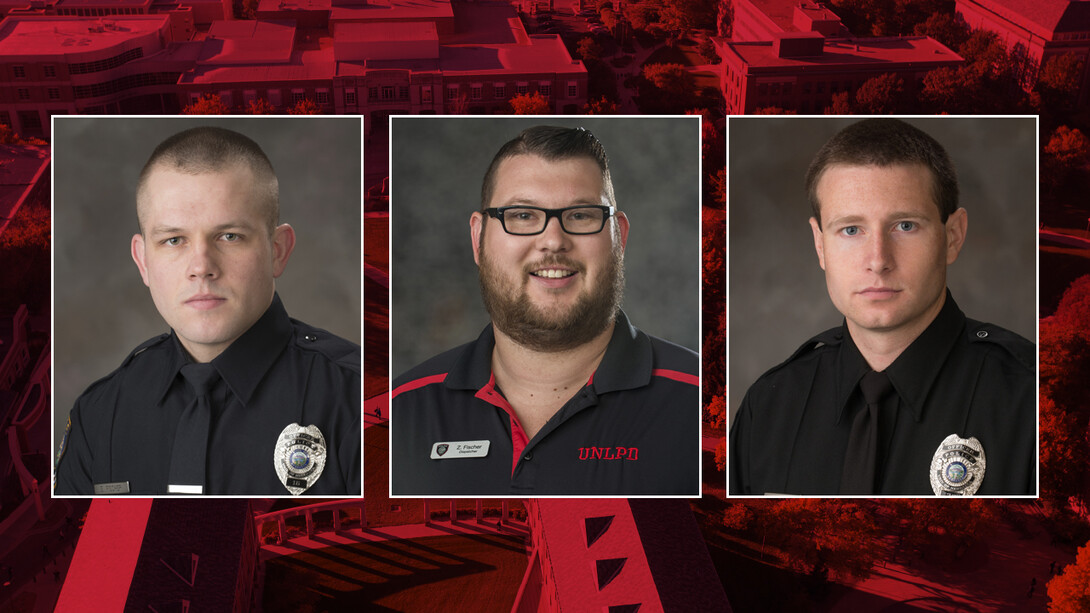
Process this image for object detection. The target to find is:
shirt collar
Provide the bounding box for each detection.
[834,290,965,424]
[443,310,653,394]
[154,293,293,407]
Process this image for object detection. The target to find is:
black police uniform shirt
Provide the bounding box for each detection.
[729,292,1036,496]
[55,294,361,495]
[391,311,700,496]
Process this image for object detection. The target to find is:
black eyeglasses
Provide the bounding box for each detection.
[484,205,615,235]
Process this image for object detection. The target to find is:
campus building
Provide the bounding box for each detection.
[56,499,258,612]
[0,0,587,137]
[956,0,1090,104]
[716,0,964,113]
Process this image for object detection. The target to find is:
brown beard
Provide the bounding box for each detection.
[478,242,625,352]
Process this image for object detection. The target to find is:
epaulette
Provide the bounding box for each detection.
[290,319,361,374]
[78,333,171,397]
[965,319,1035,372]
[760,326,844,378]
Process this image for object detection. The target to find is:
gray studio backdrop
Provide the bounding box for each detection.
[728,116,1038,424]
[391,116,701,377]
[53,116,362,449]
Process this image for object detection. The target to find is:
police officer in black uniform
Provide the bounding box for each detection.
[729,119,1035,496]
[55,127,361,496]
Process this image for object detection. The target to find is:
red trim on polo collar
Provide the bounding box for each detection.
[652,369,699,386]
[475,373,529,476]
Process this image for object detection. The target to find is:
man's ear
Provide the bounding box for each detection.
[614,211,629,254]
[945,207,968,265]
[131,233,150,286]
[271,223,296,277]
[809,217,826,270]
[470,212,484,266]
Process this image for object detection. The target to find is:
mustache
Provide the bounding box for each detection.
[522,255,586,275]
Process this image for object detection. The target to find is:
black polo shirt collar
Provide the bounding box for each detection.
[152,293,292,407]
[443,310,653,394]
[834,290,965,424]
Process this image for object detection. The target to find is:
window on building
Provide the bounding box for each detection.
[816,82,825,94]
[345,89,357,105]
[539,83,551,98]
[382,85,394,100]
[770,82,780,95]
[470,84,482,100]
[16,88,30,101]
[13,66,25,79]
[291,90,306,104]
[47,88,60,100]
[802,81,811,94]
[494,83,506,98]
[44,65,57,78]
[567,82,577,98]
[421,86,433,102]
[369,86,378,101]
[17,111,41,134]
[516,82,528,95]
[268,90,282,106]
[399,85,409,100]
[219,91,233,107]
[447,86,459,100]
[316,89,329,104]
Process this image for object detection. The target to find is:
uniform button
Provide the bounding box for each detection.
[523,452,533,461]
[976,330,988,338]
[304,334,318,342]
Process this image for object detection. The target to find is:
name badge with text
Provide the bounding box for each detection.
[431,440,490,459]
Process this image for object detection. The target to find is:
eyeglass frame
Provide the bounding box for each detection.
[483,204,617,236]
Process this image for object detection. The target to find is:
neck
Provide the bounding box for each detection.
[491,321,614,439]
[847,291,945,372]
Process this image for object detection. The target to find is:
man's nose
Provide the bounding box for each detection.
[187,240,220,279]
[537,215,572,251]
[866,232,893,273]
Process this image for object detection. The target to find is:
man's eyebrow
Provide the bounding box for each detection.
[148,221,258,235]
[826,212,930,226]
[498,196,603,207]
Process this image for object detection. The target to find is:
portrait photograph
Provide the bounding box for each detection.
[389,115,702,497]
[728,116,1038,497]
[53,116,363,496]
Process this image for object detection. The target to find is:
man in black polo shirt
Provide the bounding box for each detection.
[55,126,361,496]
[729,119,1035,496]
[391,125,699,496]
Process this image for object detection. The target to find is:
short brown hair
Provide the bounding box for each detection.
[806,119,958,227]
[136,126,279,233]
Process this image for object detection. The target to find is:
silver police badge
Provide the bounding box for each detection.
[930,434,986,495]
[274,423,327,495]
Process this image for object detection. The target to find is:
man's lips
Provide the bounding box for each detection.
[858,287,901,299]
[530,267,577,279]
[185,294,226,310]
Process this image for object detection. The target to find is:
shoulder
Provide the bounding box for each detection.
[391,342,471,394]
[288,318,360,375]
[963,319,1035,373]
[74,333,173,404]
[754,326,842,384]
[646,333,699,375]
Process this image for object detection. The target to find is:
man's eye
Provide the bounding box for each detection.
[164,237,182,246]
[897,221,916,231]
[841,226,860,236]
[222,233,241,241]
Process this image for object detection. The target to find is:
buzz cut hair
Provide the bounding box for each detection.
[480,125,617,212]
[805,118,959,228]
[136,126,279,234]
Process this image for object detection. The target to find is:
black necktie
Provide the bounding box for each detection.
[839,370,893,495]
[168,363,219,494]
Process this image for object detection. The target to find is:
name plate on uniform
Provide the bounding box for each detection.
[93,481,130,495]
[431,440,490,459]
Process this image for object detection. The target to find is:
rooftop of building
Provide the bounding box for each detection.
[54,0,152,8]
[334,19,436,43]
[198,19,295,64]
[741,0,842,32]
[258,0,330,14]
[0,14,168,56]
[328,0,454,24]
[722,34,964,69]
[960,0,1090,35]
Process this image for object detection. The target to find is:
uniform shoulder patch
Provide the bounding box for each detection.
[966,320,1035,372]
